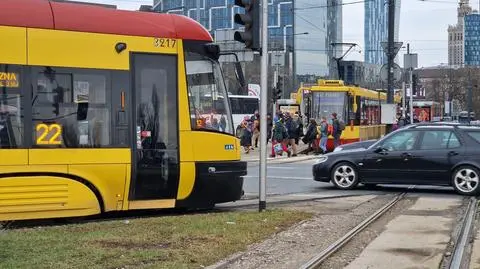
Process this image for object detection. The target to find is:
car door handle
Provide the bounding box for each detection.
[401,153,412,159]
[448,151,459,156]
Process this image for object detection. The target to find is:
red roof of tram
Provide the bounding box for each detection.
[0,0,212,41]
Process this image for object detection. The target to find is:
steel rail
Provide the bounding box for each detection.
[298,188,412,269]
[448,196,478,269]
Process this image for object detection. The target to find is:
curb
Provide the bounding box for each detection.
[243,154,317,164]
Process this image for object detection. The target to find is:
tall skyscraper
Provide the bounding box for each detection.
[464,13,480,66]
[364,0,401,65]
[448,0,473,66]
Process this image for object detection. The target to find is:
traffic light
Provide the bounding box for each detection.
[276,76,282,99]
[272,87,282,102]
[412,74,418,96]
[233,0,260,50]
[52,87,64,116]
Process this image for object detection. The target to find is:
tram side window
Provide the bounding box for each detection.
[360,98,381,125]
[32,68,110,148]
[0,65,23,148]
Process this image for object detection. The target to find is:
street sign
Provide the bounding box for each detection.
[404,53,418,69]
[381,41,403,57]
[380,63,402,83]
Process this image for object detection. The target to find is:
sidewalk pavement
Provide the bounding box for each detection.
[240,142,314,163]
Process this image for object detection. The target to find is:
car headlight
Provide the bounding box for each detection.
[315,156,328,164]
[333,147,343,152]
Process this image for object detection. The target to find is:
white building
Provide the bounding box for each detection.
[448,0,473,66]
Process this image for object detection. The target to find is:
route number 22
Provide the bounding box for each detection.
[36,123,62,145]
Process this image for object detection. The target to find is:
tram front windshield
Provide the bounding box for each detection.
[310,91,346,122]
[184,45,234,135]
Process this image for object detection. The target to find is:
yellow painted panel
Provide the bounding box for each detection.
[29,148,130,165]
[341,125,360,140]
[177,162,195,200]
[122,164,132,210]
[69,164,127,212]
[189,132,240,161]
[0,26,26,64]
[28,28,178,70]
[128,199,175,210]
[0,176,100,221]
[0,165,67,174]
[179,130,194,161]
[177,40,191,132]
[0,150,28,166]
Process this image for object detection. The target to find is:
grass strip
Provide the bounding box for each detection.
[0,209,312,269]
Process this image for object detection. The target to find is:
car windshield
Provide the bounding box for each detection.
[367,126,410,150]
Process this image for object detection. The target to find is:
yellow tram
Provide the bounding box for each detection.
[0,0,245,221]
[296,80,402,150]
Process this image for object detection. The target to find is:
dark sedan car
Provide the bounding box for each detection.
[313,123,480,195]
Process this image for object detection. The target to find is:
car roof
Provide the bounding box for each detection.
[405,122,480,130]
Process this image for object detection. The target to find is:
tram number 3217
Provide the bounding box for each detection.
[35,123,62,145]
[154,38,176,48]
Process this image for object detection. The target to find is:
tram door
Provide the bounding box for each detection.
[130,54,180,200]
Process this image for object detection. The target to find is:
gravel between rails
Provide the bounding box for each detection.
[208,194,404,269]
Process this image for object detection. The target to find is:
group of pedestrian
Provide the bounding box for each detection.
[269,111,303,158]
[236,110,345,157]
[302,113,344,155]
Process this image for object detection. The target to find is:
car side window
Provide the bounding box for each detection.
[448,132,461,148]
[466,131,480,143]
[380,131,420,151]
[419,130,460,150]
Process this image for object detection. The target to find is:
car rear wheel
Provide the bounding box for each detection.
[331,162,359,190]
[452,166,480,196]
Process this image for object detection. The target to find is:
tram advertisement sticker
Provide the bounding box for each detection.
[0,72,19,88]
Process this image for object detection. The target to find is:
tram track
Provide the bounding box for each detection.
[298,186,414,269]
[445,196,478,269]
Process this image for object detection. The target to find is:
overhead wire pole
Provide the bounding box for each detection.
[330,42,358,80]
[386,0,395,133]
[259,0,268,212]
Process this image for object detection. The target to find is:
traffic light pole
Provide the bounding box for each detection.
[386,0,395,133]
[259,0,268,212]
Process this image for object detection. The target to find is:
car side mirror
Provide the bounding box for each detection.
[373,146,387,154]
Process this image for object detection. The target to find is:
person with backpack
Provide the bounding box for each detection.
[318,117,329,154]
[270,116,291,158]
[285,112,299,157]
[331,112,345,149]
[302,118,318,154]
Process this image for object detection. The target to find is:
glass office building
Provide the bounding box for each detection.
[154,0,341,92]
[464,13,480,66]
[364,0,401,65]
[154,0,294,52]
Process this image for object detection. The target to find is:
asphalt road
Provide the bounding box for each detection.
[243,159,459,197]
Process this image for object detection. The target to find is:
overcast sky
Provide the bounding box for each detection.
[81,0,472,67]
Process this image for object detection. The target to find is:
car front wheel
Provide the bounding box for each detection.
[331,162,359,190]
[452,165,480,196]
